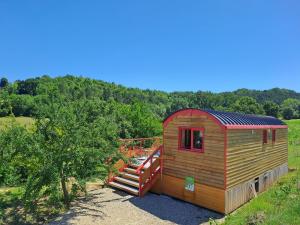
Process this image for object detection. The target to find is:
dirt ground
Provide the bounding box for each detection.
[49,188,224,225]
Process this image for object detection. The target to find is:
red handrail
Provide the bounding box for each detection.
[110,137,163,196]
[120,137,161,142]
[119,137,162,155]
[136,145,162,196]
[135,145,162,174]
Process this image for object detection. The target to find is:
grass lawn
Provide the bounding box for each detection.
[0,116,34,130]
[0,187,25,224]
[0,186,63,225]
[224,119,300,225]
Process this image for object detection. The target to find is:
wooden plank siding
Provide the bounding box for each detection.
[163,114,225,189]
[226,128,288,189]
[225,163,288,213]
[161,174,225,213]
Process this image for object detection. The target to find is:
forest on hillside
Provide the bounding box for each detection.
[1,75,300,224]
[1,75,300,122]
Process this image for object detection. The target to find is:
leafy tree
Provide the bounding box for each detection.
[0,77,9,89]
[16,78,39,96]
[281,98,300,119]
[263,101,279,117]
[24,99,121,209]
[281,107,294,120]
[231,96,265,115]
[166,92,191,115]
[125,102,162,138]
[10,94,35,116]
[0,92,11,116]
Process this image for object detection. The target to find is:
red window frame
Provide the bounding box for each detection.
[178,127,205,153]
[263,130,268,144]
[272,129,276,143]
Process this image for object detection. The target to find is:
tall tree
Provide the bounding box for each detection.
[0,77,9,89]
[263,101,279,117]
[0,91,11,116]
[231,96,265,115]
[281,98,300,119]
[24,99,121,209]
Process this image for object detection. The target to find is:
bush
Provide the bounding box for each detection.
[281,98,300,119]
[0,123,33,186]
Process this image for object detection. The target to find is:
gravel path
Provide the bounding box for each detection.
[49,188,224,225]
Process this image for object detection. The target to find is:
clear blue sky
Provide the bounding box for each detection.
[1,1,300,92]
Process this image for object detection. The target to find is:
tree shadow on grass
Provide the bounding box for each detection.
[0,189,31,225]
[128,193,224,225]
[1,197,62,225]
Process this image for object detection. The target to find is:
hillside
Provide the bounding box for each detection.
[233,88,300,104]
[1,75,300,121]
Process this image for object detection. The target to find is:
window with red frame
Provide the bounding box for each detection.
[272,129,276,143]
[263,130,268,144]
[179,128,204,152]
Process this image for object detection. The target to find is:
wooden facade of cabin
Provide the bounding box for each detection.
[154,108,288,213]
[109,108,288,214]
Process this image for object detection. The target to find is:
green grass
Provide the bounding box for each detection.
[0,187,25,225]
[224,119,300,225]
[0,116,34,130]
[0,186,63,225]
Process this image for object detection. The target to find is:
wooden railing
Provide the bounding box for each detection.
[119,137,162,157]
[136,145,163,197]
[108,137,162,185]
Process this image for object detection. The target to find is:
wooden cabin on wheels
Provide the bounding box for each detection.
[109,108,288,214]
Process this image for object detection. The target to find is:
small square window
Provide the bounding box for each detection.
[179,128,204,152]
[180,129,191,149]
[193,130,203,150]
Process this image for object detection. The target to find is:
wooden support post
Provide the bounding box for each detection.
[250,182,258,198]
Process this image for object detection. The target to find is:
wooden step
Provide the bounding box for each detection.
[120,172,139,181]
[124,167,139,175]
[109,181,139,195]
[128,163,147,170]
[129,163,139,168]
[114,176,140,188]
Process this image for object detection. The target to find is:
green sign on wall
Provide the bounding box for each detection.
[185,176,195,191]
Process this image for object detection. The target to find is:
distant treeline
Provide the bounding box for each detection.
[0,75,300,121]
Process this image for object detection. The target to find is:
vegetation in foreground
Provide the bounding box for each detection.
[0,103,133,224]
[223,119,300,225]
[1,120,300,225]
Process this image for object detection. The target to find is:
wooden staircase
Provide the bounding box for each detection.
[109,145,162,197]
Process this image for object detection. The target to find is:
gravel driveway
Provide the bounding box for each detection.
[49,188,224,225]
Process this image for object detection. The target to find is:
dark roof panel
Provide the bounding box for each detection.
[205,109,285,126]
[163,108,286,127]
